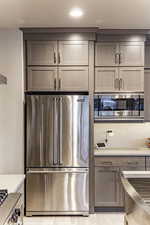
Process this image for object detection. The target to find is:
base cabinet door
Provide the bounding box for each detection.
[59,67,89,91]
[27,67,57,91]
[95,167,121,207]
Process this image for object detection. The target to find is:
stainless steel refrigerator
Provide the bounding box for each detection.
[25,93,89,216]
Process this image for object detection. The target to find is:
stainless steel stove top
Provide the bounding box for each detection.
[0,193,23,225]
[0,190,8,206]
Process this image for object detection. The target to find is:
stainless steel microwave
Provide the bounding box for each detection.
[94,93,144,121]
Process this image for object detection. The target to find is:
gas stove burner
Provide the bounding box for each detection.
[0,189,8,206]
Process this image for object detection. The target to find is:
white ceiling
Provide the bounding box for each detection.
[0,0,150,29]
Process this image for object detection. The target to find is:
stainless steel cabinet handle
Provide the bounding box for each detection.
[54,78,56,90]
[119,53,122,64]
[58,52,61,64]
[115,78,119,90]
[59,78,61,90]
[115,53,119,64]
[54,52,56,64]
[119,78,124,89]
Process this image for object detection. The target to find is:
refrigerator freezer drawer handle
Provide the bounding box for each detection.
[27,170,88,174]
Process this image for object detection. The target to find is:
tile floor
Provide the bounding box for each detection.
[24,213,124,225]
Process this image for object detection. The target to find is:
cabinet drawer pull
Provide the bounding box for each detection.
[127,161,138,165]
[101,161,113,165]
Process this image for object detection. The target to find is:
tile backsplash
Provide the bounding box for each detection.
[94,123,150,149]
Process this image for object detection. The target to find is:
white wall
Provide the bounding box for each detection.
[0,29,24,174]
[94,123,150,149]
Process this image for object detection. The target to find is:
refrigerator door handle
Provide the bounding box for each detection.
[53,97,58,165]
[40,102,44,165]
[59,97,63,165]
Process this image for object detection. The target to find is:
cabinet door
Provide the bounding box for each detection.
[27,41,57,66]
[119,42,144,66]
[95,67,119,92]
[119,67,144,92]
[59,67,89,91]
[58,41,88,65]
[144,70,150,121]
[95,42,119,66]
[27,67,57,91]
[145,43,150,68]
[95,167,121,207]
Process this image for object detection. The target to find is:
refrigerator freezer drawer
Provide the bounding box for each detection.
[26,168,89,215]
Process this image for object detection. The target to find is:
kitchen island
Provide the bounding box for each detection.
[122,171,150,225]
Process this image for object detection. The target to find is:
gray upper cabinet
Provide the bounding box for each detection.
[27,67,57,91]
[145,43,150,68]
[119,42,144,67]
[119,67,144,92]
[95,42,119,67]
[27,41,57,66]
[95,41,144,67]
[59,41,89,66]
[144,70,150,121]
[59,67,89,91]
[95,67,118,92]
[95,67,144,92]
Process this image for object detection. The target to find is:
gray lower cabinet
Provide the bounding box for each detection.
[94,156,145,209]
[95,167,121,207]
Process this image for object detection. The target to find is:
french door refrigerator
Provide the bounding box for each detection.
[25,93,89,216]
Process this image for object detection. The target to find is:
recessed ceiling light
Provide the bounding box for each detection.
[69,8,83,18]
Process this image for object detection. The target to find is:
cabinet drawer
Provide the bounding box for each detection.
[95,157,145,168]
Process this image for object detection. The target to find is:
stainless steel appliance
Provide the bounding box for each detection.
[25,93,89,216]
[0,192,23,225]
[94,93,144,121]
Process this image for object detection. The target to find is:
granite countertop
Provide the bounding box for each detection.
[94,147,150,156]
[122,171,150,178]
[0,175,25,193]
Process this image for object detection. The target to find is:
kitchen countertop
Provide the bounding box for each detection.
[122,171,150,178]
[0,175,25,193]
[94,147,150,156]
